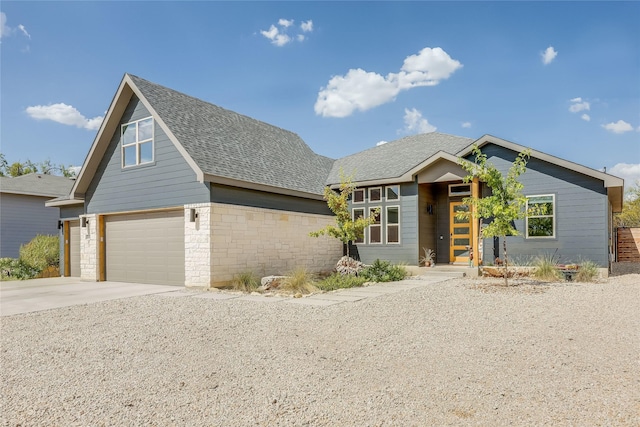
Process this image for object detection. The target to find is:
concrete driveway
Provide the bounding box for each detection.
[0,277,182,316]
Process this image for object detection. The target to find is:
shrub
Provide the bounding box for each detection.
[231,271,260,292]
[19,234,59,272]
[533,253,563,282]
[576,260,599,282]
[360,259,407,283]
[317,273,366,291]
[0,258,40,281]
[280,268,318,294]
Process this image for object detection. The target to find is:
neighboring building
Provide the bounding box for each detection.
[49,74,624,286]
[0,173,74,258]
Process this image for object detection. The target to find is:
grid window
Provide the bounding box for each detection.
[526,194,555,238]
[386,206,400,244]
[369,207,381,244]
[122,117,154,167]
[352,208,365,243]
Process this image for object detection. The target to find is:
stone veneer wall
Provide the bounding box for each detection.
[184,204,212,287]
[80,214,99,281]
[209,203,342,287]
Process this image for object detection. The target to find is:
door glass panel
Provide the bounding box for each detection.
[454,249,469,257]
[454,238,469,246]
[453,227,469,235]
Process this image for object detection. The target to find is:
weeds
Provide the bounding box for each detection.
[533,253,563,282]
[576,260,599,282]
[231,271,260,292]
[280,268,318,294]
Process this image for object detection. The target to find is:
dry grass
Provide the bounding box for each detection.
[279,267,318,295]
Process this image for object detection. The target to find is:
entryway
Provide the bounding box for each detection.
[449,201,470,264]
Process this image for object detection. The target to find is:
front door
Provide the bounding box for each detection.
[450,202,471,264]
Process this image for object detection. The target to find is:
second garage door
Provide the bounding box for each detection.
[105,210,185,285]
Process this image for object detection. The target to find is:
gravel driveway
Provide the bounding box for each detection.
[2,275,639,426]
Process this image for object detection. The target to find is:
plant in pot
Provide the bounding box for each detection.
[420,248,436,268]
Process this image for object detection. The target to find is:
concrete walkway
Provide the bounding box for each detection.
[1,275,459,316]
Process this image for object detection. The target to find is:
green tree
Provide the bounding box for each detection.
[615,180,640,227]
[458,145,530,285]
[0,153,77,178]
[310,172,379,258]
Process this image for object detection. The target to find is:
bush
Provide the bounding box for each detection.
[19,234,59,272]
[280,268,318,294]
[231,271,260,292]
[533,253,563,282]
[0,258,40,281]
[317,273,366,291]
[360,259,407,283]
[576,260,599,282]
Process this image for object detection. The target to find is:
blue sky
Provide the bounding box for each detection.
[1,1,639,186]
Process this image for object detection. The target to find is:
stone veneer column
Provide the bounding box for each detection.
[184,204,212,287]
[80,214,99,281]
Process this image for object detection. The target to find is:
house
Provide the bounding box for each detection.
[0,173,74,258]
[49,74,624,286]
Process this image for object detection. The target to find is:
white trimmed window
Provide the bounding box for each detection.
[369,187,382,202]
[369,207,381,244]
[386,206,400,244]
[526,194,555,238]
[386,185,399,201]
[122,117,154,167]
[352,208,365,243]
[353,189,365,204]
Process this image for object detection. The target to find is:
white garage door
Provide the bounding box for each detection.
[69,220,81,277]
[105,210,185,285]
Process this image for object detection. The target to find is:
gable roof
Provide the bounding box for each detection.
[0,173,74,198]
[327,132,473,185]
[72,74,334,200]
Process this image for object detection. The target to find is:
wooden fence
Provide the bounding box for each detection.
[616,228,640,262]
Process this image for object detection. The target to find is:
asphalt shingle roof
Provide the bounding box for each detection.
[327,132,473,185]
[129,75,335,196]
[0,173,74,197]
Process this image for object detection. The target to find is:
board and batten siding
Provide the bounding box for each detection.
[476,144,610,267]
[85,95,210,214]
[0,193,60,258]
[352,182,420,265]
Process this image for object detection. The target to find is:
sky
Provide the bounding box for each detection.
[1,1,639,187]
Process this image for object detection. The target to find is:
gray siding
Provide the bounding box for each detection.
[477,144,610,267]
[60,205,84,219]
[85,95,210,214]
[211,184,332,216]
[352,182,419,265]
[0,193,60,258]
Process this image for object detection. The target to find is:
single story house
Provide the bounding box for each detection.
[48,74,624,286]
[1,173,74,258]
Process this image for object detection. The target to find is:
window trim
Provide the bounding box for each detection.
[526,194,556,239]
[368,206,382,245]
[121,116,154,168]
[352,207,365,244]
[352,189,365,204]
[386,205,400,244]
[369,187,382,202]
[385,185,400,201]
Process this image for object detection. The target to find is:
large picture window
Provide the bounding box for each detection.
[122,117,154,167]
[526,194,555,238]
[369,207,381,244]
[386,206,400,244]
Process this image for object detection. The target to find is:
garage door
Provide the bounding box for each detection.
[69,220,81,277]
[105,210,184,285]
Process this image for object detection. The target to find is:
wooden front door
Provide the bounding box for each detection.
[450,202,471,264]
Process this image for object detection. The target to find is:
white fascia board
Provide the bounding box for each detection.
[45,197,85,207]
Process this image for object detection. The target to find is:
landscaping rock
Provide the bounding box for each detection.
[260,275,287,290]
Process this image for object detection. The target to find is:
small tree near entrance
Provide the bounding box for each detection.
[457,145,530,286]
[310,172,379,260]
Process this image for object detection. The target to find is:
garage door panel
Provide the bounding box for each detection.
[106,210,184,285]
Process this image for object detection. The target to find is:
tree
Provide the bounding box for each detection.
[457,145,530,286]
[615,180,640,227]
[0,153,77,178]
[310,172,379,258]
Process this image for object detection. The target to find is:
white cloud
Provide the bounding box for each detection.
[1,12,30,41]
[401,108,436,134]
[581,114,591,121]
[315,47,462,118]
[608,163,640,188]
[569,98,590,113]
[260,18,312,47]
[376,140,388,146]
[301,20,313,32]
[17,24,30,39]
[602,120,634,134]
[541,46,558,65]
[26,103,103,130]
[462,122,471,128]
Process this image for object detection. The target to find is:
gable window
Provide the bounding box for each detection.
[369,187,382,202]
[386,185,399,201]
[449,183,471,197]
[369,207,381,244]
[526,194,555,238]
[352,208,365,243]
[122,117,154,167]
[353,189,365,204]
[386,206,400,244]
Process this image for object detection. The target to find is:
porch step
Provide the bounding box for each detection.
[405,265,476,278]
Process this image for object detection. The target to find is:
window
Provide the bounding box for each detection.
[369,207,381,244]
[122,117,154,167]
[386,206,400,244]
[449,183,471,197]
[353,189,365,204]
[386,185,399,201]
[352,208,365,243]
[527,195,555,238]
[369,187,382,202]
